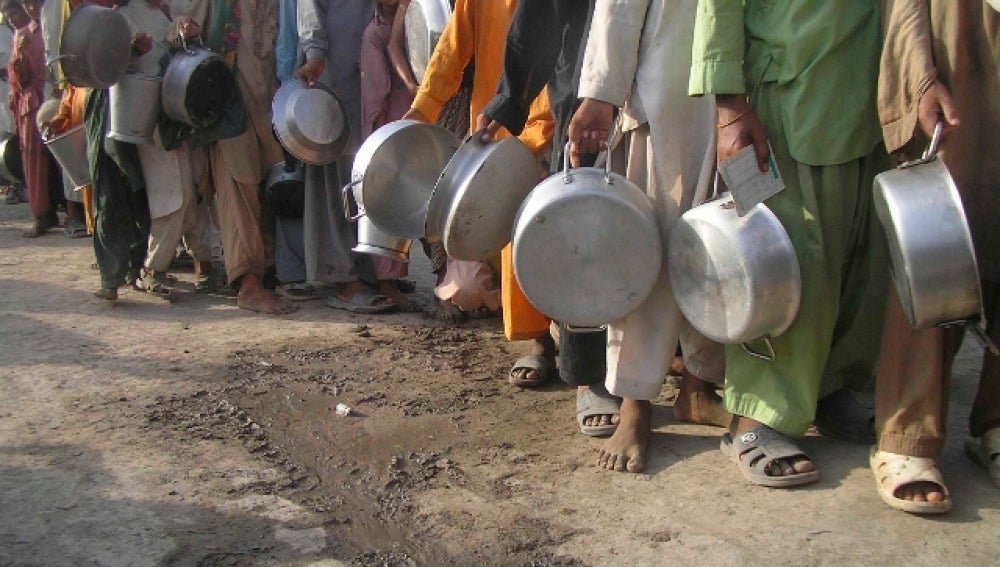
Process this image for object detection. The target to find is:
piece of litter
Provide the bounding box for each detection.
[335,403,352,416]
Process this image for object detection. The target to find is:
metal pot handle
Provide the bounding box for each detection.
[564,324,608,333]
[900,121,944,170]
[560,139,615,185]
[341,180,364,222]
[739,337,776,362]
[178,35,206,54]
[968,322,1000,356]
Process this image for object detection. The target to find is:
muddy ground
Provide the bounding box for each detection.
[1,198,999,567]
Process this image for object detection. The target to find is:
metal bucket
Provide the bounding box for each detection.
[44,125,91,189]
[109,74,162,144]
[342,181,411,262]
[0,134,23,185]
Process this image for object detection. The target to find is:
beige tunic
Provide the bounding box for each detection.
[878,0,1000,280]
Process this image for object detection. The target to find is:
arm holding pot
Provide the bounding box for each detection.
[688,0,770,172]
[294,0,327,86]
[405,0,476,124]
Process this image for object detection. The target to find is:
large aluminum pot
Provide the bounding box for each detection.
[668,190,800,357]
[55,4,132,89]
[261,160,305,218]
[351,120,460,239]
[873,123,983,329]
[271,78,349,165]
[0,134,23,185]
[512,148,662,327]
[44,126,91,190]
[342,181,411,262]
[109,74,162,144]
[404,0,451,84]
[425,133,538,260]
[162,39,236,127]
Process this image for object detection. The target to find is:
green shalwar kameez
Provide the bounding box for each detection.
[689,0,890,436]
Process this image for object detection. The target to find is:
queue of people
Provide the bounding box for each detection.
[2,0,998,517]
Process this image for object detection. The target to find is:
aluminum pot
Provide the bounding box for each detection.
[261,161,305,218]
[874,123,985,334]
[404,0,451,83]
[109,74,162,144]
[271,78,349,165]
[668,188,800,359]
[162,38,236,127]
[425,133,538,260]
[44,125,91,190]
[351,120,460,239]
[511,146,662,328]
[0,134,22,185]
[55,4,132,89]
[342,181,411,262]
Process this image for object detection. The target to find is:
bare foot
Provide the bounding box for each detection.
[731,415,814,476]
[379,280,421,312]
[896,481,947,503]
[597,399,651,473]
[94,287,118,301]
[435,299,465,324]
[237,274,297,314]
[511,332,555,384]
[579,385,621,428]
[673,371,730,427]
[23,214,57,238]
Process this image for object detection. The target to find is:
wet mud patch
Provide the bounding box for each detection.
[141,322,591,565]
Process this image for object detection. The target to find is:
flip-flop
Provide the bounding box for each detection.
[508,354,551,387]
[720,426,820,488]
[964,428,1000,489]
[576,383,621,437]
[325,287,396,314]
[870,448,951,514]
[276,282,320,301]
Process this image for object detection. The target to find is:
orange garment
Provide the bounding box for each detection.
[411,0,553,340]
[410,0,553,152]
[53,85,94,233]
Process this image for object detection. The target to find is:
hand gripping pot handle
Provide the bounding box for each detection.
[341,180,364,223]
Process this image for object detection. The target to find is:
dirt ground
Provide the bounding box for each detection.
[1,198,999,567]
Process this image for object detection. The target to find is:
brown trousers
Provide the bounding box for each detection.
[876,281,1000,458]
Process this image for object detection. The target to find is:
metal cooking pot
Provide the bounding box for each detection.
[261,160,305,218]
[873,123,995,352]
[54,4,132,89]
[109,74,162,144]
[162,38,236,127]
[0,134,23,185]
[511,144,662,327]
[351,120,460,239]
[342,181,411,262]
[271,78,349,166]
[425,133,538,260]
[404,0,451,84]
[44,125,91,190]
[668,183,800,359]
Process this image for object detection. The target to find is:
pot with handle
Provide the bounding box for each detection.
[425,132,539,261]
[161,37,237,128]
[404,0,451,84]
[351,120,460,239]
[873,122,998,354]
[54,4,132,89]
[667,175,801,361]
[511,142,662,328]
[109,74,163,144]
[0,134,23,186]
[44,126,91,190]
[342,180,411,262]
[271,78,349,166]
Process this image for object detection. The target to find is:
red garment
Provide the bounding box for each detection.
[8,22,50,218]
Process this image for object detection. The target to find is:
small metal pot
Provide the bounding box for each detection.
[404,0,451,83]
[0,134,23,185]
[873,123,995,352]
[109,74,162,145]
[342,181,411,262]
[44,125,91,190]
[162,38,236,127]
[425,132,538,260]
[261,161,305,218]
[54,4,132,89]
[511,145,662,327]
[271,78,349,166]
[351,120,460,239]
[668,185,800,359]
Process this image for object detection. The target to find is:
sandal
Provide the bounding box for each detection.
[325,287,396,314]
[508,354,552,388]
[870,448,951,514]
[64,220,89,238]
[276,282,320,301]
[720,426,820,488]
[576,384,621,437]
[964,428,1000,489]
[133,271,173,300]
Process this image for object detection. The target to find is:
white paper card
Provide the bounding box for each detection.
[718,143,785,216]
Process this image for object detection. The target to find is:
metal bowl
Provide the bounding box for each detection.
[272,79,349,166]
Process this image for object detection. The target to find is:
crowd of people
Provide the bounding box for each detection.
[2,0,999,517]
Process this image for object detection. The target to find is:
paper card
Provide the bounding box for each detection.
[718,143,784,216]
